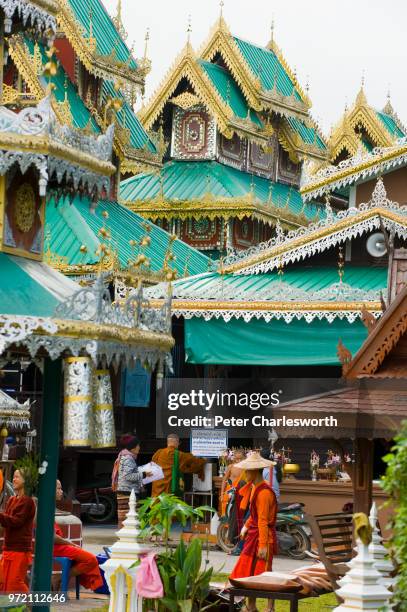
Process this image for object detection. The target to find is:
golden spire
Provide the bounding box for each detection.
[88,3,97,54]
[112,0,128,40]
[383,84,394,116]
[356,70,367,106]
[267,15,275,49]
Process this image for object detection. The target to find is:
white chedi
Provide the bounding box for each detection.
[103,490,152,612]
[368,503,394,591]
[334,538,392,612]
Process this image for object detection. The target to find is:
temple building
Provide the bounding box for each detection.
[120,15,327,258]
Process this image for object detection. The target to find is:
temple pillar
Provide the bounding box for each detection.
[32,358,62,611]
[353,438,374,515]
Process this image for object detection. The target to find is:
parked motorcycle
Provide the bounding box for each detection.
[75,485,116,524]
[217,502,311,559]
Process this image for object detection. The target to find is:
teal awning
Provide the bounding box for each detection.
[185,317,368,366]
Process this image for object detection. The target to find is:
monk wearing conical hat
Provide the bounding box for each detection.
[229,451,278,612]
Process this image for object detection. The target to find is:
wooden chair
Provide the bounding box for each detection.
[304,512,354,591]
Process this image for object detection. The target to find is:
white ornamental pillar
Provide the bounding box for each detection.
[103,490,152,612]
[369,503,394,591]
[334,539,392,612]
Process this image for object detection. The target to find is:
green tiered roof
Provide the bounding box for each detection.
[103,80,157,152]
[120,160,324,222]
[162,266,387,298]
[234,36,302,100]
[67,0,137,69]
[376,110,405,139]
[0,253,78,317]
[45,196,212,276]
[24,38,99,132]
[286,116,326,150]
[198,60,262,126]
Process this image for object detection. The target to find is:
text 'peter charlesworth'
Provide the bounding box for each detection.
[167,415,338,428]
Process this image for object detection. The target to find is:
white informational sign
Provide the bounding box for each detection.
[140,461,164,485]
[190,429,228,458]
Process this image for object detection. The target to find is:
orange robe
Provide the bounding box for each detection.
[53,524,103,591]
[151,447,206,497]
[230,481,277,579]
[0,496,35,593]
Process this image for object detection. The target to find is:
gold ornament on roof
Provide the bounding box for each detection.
[15,183,36,233]
[112,0,128,41]
[170,92,201,110]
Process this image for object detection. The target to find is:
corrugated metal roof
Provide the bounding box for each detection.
[150,266,387,299]
[376,111,405,139]
[120,160,324,221]
[24,38,99,132]
[234,36,302,100]
[0,253,76,316]
[45,196,211,276]
[102,80,156,152]
[67,0,137,68]
[198,60,262,126]
[286,116,326,150]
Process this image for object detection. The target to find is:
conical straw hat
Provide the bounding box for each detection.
[235,451,276,470]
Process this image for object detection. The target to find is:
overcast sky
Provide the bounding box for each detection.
[103,0,406,135]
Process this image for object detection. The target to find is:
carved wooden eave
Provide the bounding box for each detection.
[138,43,266,143]
[344,286,407,379]
[55,0,145,89]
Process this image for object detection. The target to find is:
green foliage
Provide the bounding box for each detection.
[143,538,215,612]
[138,493,214,547]
[14,453,40,497]
[382,421,407,610]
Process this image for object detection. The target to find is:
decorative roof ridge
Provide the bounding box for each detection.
[279,117,328,163]
[256,37,310,108]
[55,0,144,88]
[345,285,407,378]
[380,100,407,137]
[301,136,407,199]
[138,46,264,141]
[197,17,261,111]
[222,179,407,274]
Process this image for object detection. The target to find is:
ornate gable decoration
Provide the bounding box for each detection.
[56,0,144,89]
[345,286,407,378]
[138,43,266,143]
[301,137,407,202]
[223,179,407,275]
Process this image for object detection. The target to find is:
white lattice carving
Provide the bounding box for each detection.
[0,0,57,35]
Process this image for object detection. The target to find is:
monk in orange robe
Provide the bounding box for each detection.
[229,452,278,612]
[151,434,206,498]
[54,480,103,591]
[0,469,36,593]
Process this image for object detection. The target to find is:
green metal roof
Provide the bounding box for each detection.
[24,38,99,133]
[0,253,77,317]
[45,196,211,276]
[67,0,137,69]
[286,116,326,150]
[154,266,387,299]
[234,36,302,101]
[198,60,262,127]
[376,111,405,139]
[120,160,324,221]
[102,80,157,152]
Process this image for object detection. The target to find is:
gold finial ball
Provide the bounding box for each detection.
[140,236,151,247]
[166,270,177,281]
[168,253,176,261]
[144,258,151,268]
[129,239,137,247]
[79,245,88,253]
[170,234,177,242]
[99,227,109,238]
[137,254,147,264]
[0,428,8,438]
[102,210,109,219]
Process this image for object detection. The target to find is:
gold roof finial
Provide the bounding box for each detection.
[219,0,224,18]
[112,0,128,40]
[143,28,150,62]
[356,70,367,106]
[187,14,192,44]
[305,74,310,94]
[383,84,394,117]
[267,15,275,49]
[88,3,97,54]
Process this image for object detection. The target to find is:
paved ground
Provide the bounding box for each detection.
[50,524,313,610]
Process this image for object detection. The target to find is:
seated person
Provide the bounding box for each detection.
[54,480,103,592]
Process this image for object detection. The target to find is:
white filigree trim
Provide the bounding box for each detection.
[170,308,382,324]
[0,315,57,354]
[222,179,407,274]
[301,137,407,201]
[0,0,56,35]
